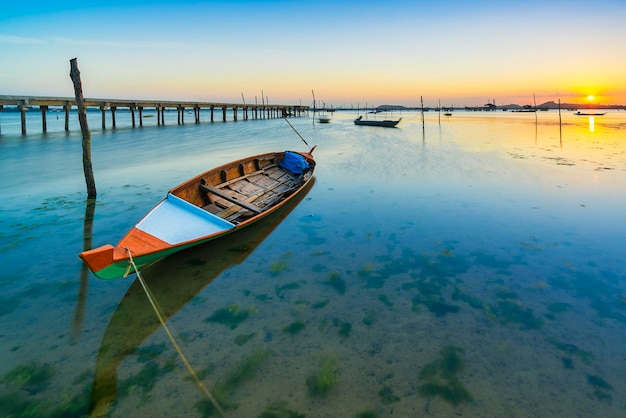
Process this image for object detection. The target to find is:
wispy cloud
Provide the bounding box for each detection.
[0,35,46,45]
[50,36,191,50]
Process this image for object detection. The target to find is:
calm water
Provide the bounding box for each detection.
[1,109,625,417]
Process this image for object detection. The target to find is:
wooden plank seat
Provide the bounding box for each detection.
[199,183,263,214]
[198,161,305,224]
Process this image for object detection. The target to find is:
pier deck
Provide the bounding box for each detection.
[0,95,309,135]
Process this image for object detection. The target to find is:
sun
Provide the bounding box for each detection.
[587,95,594,101]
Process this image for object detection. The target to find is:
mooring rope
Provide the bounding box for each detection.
[125,249,225,417]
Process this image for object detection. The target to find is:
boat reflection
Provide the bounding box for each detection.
[89,179,315,416]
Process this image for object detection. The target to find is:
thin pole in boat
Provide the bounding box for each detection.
[284,118,311,150]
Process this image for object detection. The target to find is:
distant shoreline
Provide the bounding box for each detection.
[1,102,624,113]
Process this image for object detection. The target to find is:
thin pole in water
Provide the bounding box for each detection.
[421,96,425,130]
[69,58,97,199]
[558,98,563,147]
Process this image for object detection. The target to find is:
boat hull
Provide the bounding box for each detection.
[354,116,401,127]
[79,149,316,279]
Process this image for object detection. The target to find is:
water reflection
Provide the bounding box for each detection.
[89,179,314,416]
[73,199,96,338]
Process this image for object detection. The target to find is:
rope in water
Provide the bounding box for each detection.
[125,249,225,417]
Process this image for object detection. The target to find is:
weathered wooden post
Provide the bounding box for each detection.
[40,106,48,132]
[130,105,136,128]
[111,106,117,128]
[70,58,97,199]
[100,104,107,130]
[20,103,27,135]
[64,103,71,131]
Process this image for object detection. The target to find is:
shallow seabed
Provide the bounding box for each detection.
[1,109,625,417]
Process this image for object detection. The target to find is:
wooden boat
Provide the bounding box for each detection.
[354,115,401,128]
[88,179,314,415]
[79,149,316,279]
[318,116,331,123]
[575,111,606,116]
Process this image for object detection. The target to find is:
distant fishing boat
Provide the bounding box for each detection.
[354,115,401,128]
[80,149,316,279]
[312,89,331,123]
[575,111,606,116]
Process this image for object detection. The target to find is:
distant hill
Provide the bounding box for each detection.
[537,101,625,110]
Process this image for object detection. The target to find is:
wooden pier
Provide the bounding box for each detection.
[0,95,309,134]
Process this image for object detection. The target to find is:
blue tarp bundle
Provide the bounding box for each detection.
[279,151,309,174]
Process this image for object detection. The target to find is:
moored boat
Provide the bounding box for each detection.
[79,149,316,279]
[88,178,314,415]
[354,115,401,128]
[575,111,606,116]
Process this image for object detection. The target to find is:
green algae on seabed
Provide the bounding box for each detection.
[283,320,306,335]
[358,263,385,288]
[547,338,595,365]
[546,302,571,313]
[378,294,393,308]
[332,318,352,338]
[561,357,574,369]
[196,348,273,416]
[312,299,329,309]
[412,296,460,317]
[418,346,473,405]
[355,412,380,418]
[223,348,272,390]
[2,362,54,394]
[205,304,255,329]
[275,282,301,299]
[587,374,613,403]
[306,355,339,396]
[257,400,306,418]
[362,311,376,326]
[234,332,257,346]
[451,287,485,310]
[325,270,347,295]
[487,287,544,330]
[269,252,292,275]
[118,359,176,402]
[0,383,91,417]
[378,385,400,404]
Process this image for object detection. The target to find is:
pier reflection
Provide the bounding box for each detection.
[89,179,314,416]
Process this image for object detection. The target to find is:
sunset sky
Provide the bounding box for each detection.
[2,0,625,107]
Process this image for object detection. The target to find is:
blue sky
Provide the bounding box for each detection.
[2,0,625,107]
